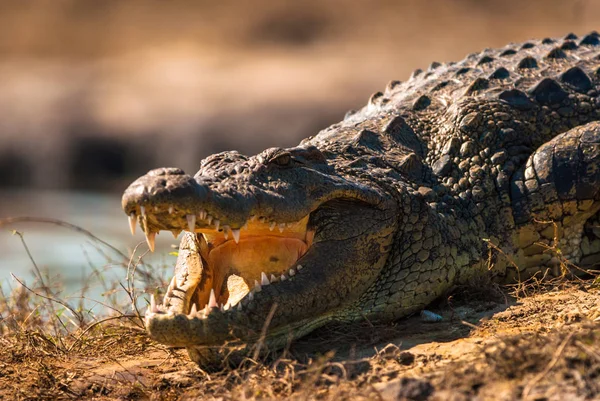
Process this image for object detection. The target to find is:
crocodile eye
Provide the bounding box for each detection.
[271,153,292,166]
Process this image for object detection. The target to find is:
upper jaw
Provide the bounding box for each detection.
[121,167,252,234]
[122,157,389,239]
[121,167,321,239]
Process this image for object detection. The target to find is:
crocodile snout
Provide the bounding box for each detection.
[121,168,207,216]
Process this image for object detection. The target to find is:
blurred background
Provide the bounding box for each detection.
[0,0,599,297]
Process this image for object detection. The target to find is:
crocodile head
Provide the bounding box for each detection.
[122,144,397,364]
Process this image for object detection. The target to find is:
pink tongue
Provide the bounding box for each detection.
[208,237,308,294]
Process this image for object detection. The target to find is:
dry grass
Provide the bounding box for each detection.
[0,219,599,400]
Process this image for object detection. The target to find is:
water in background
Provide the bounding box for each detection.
[0,190,175,307]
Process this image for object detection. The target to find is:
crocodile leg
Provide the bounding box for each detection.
[510,121,600,277]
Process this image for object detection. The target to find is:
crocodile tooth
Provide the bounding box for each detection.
[254,280,262,292]
[289,268,296,276]
[168,205,174,214]
[206,215,213,224]
[280,274,287,281]
[140,206,146,217]
[278,223,285,233]
[150,294,158,313]
[223,226,230,240]
[259,217,267,223]
[248,292,254,301]
[167,276,177,291]
[199,209,207,220]
[250,215,257,222]
[145,232,156,252]
[175,275,186,290]
[208,289,218,308]
[128,213,137,235]
[186,214,196,232]
[261,272,270,286]
[232,229,241,244]
[237,302,243,311]
[270,274,278,283]
[287,223,293,228]
[202,305,210,318]
[223,303,230,311]
[190,303,198,315]
[241,222,248,230]
[214,219,220,231]
[297,264,304,270]
[142,217,149,235]
[269,222,276,231]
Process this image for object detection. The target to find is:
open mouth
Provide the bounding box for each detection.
[132,207,315,318]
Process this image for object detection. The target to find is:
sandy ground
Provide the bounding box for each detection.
[1,280,598,400]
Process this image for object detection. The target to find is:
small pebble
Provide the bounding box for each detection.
[420,310,443,322]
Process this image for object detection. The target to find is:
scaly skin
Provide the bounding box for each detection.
[122,32,600,367]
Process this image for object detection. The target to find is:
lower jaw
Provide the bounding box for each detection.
[182,311,337,369]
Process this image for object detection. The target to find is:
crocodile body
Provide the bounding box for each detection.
[122,32,600,367]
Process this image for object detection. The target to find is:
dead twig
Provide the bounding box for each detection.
[10,273,83,337]
[66,314,140,353]
[252,303,278,361]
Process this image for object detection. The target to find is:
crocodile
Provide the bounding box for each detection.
[122,32,600,367]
